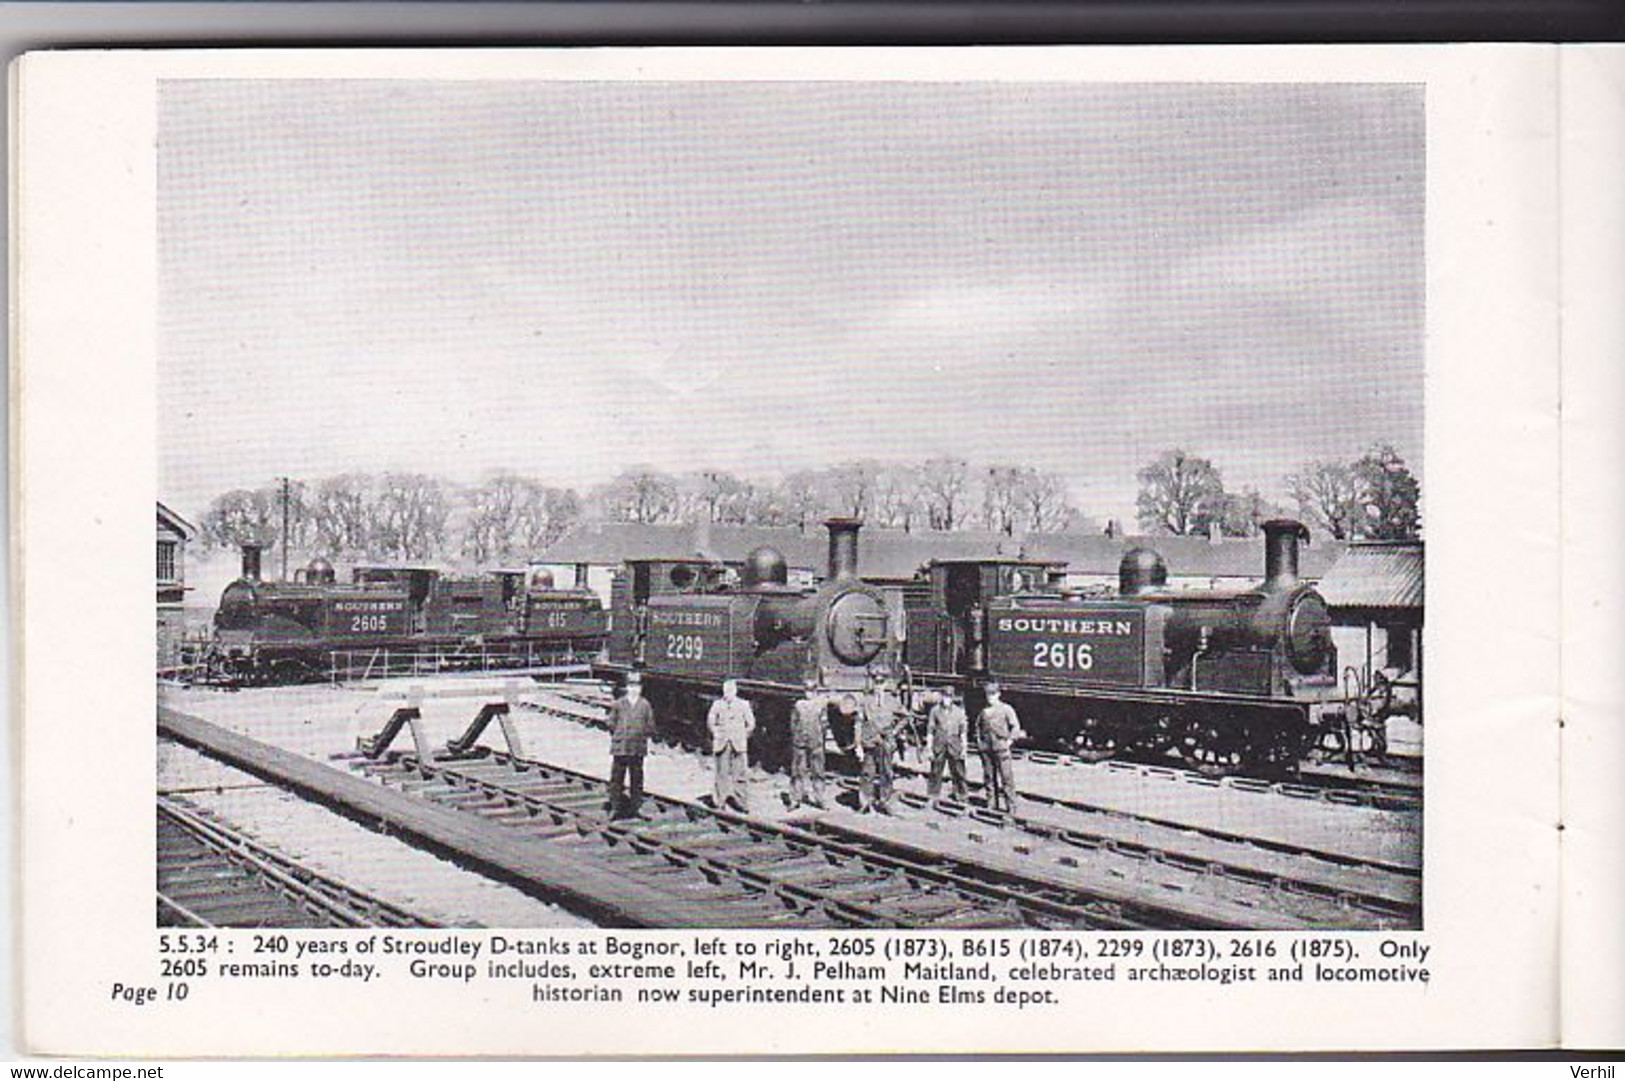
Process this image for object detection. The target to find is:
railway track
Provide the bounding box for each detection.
[524,689,1420,923]
[157,795,441,929]
[341,746,1151,930]
[543,685,1422,812]
[1014,748,1422,813]
[345,739,1415,930]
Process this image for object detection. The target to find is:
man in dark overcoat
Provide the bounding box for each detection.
[607,672,654,819]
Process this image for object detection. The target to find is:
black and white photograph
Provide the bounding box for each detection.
[151,75,1425,934]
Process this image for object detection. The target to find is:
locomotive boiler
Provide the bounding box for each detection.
[905,519,1339,775]
[596,518,900,765]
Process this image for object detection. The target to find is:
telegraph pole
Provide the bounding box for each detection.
[279,476,291,581]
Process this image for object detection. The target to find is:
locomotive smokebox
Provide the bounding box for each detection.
[1118,547,1168,596]
[240,543,264,582]
[1262,519,1310,591]
[825,518,862,581]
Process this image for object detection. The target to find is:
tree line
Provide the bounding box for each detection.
[1138,443,1421,541]
[196,444,1419,566]
[592,459,1077,535]
[198,472,582,564]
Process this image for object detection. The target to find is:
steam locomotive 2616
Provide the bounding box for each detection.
[594,518,901,765]
[208,543,607,682]
[901,519,1340,774]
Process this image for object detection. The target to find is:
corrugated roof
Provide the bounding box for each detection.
[1315,542,1424,609]
[537,520,1345,583]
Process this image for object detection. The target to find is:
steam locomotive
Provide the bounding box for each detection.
[208,543,608,683]
[600,516,1339,776]
[595,518,901,765]
[900,519,1340,774]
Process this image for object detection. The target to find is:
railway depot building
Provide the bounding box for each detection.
[535,520,1348,601]
[1315,540,1424,711]
[156,501,195,670]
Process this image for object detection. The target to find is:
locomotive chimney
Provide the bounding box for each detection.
[240,543,264,582]
[1262,519,1309,590]
[825,518,862,581]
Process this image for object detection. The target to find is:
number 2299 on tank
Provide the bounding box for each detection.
[645,598,736,677]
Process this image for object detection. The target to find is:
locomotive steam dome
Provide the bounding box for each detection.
[306,557,336,584]
[1118,547,1168,595]
[1284,590,1334,675]
[740,546,789,587]
[530,568,556,589]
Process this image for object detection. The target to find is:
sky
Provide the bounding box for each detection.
[159,79,1424,527]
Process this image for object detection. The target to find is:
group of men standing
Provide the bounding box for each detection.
[786,677,1025,815]
[607,670,1024,820]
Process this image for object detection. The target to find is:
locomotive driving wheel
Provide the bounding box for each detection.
[1071,716,1121,762]
[1178,717,1250,778]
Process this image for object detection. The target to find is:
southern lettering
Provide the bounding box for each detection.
[649,610,726,628]
[996,616,1133,636]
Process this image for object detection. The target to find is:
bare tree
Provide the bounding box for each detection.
[982,465,1029,535]
[533,487,583,550]
[825,460,880,520]
[872,464,923,531]
[597,467,680,524]
[199,487,280,551]
[462,473,530,564]
[778,470,826,529]
[680,470,753,524]
[1286,461,1363,540]
[920,457,970,531]
[1216,487,1282,538]
[310,473,373,556]
[1135,449,1226,536]
[369,473,448,561]
[1020,470,1074,533]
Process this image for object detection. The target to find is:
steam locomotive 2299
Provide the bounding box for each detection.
[208,543,607,683]
[594,518,901,765]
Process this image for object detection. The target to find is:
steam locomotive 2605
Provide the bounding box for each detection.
[208,543,607,682]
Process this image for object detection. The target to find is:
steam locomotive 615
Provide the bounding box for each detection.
[901,519,1340,774]
[208,543,607,682]
[594,518,901,764]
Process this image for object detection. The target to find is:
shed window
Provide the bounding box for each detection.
[157,540,178,582]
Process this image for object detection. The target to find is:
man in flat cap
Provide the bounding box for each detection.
[788,675,830,809]
[607,671,654,819]
[927,688,970,805]
[977,681,1024,814]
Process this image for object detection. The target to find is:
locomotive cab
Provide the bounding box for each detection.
[906,557,1064,677]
